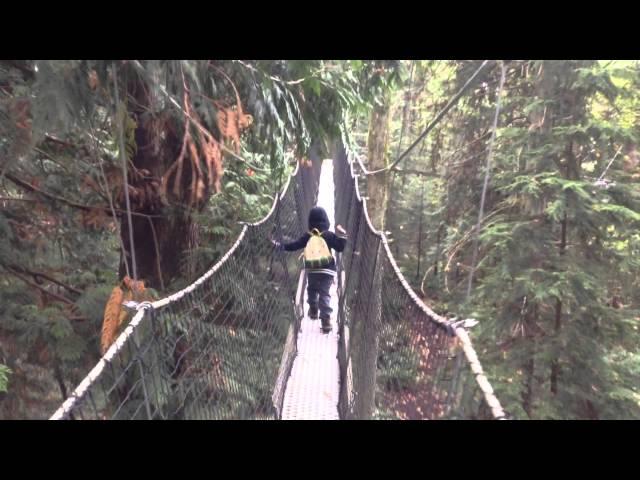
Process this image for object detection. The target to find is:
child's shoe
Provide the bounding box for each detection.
[321,317,332,333]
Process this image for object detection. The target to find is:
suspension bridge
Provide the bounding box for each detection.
[50,143,506,420]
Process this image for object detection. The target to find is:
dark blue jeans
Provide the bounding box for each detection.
[307,273,334,320]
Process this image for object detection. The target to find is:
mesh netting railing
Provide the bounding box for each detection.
[333,143,506,420]
[50,156,322,420]
[50,138,505,420]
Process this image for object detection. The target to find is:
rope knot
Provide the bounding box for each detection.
[444,317,479,335]
[122,300,155,315]
[136,301,155,312]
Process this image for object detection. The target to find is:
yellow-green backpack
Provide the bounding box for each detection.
[303,228,332,268]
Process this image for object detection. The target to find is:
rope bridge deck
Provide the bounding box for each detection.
[50,142,506,420]
[282,160,340,420]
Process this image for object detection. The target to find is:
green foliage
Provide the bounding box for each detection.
[357,59,640,419]
[377,341,420,391]
[0,364,10,393]
[0,59,385,418]
[75,285,117,325]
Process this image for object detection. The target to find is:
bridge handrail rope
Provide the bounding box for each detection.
[50,163,302,420]
[346,150,506,419]
[50,140,507,420]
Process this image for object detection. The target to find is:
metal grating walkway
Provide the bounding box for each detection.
[281,160,341,420]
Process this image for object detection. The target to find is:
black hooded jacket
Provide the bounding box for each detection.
[281,206,347,275]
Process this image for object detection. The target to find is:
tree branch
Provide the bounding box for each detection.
[391,168,442,178]
[5,268,76,305]
[146,216,165,291]
[8,265,82,295]
[0,197,37,203]
[4,172,164,219]
[4,172,92,211]
[127,60,271,175]
[233,60,324,86]
[43,134,75,149]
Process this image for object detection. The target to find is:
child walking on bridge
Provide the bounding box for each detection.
[273,206,347,333]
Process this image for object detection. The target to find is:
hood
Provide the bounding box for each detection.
[308,206,330,232]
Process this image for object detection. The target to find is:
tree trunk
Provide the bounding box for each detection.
[117,65,201,290]
[415,181,425,281]
[434,223,443,278]
[522,302,539,419]
[359,82,391,418]
[550,211,567,395]
[120,213,193,289]
[522,349,535,418]
[366,93,391,231]
[550,298,562,395]
[385,62,414,247]
[52,361,75,420]
[52,361,68,400]
[520,61,555,418]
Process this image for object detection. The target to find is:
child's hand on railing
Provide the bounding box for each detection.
[336,224,347,236]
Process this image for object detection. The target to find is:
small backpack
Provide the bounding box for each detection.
[303,229,333,268]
